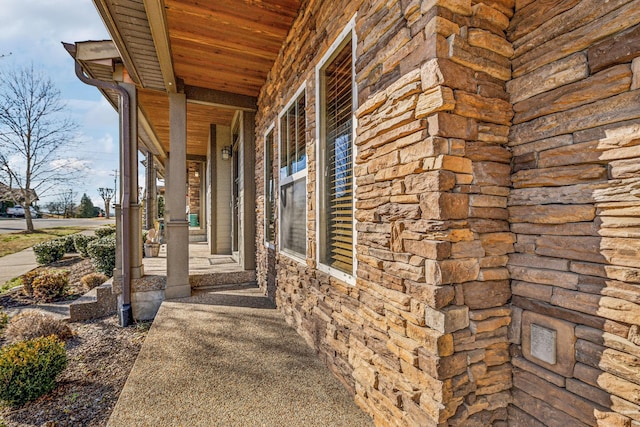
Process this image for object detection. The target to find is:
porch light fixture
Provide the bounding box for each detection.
[221,146,232,160]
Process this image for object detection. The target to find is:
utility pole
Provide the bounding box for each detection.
[111,169,119,205]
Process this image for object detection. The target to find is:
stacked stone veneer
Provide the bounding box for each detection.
[255,0,515,425]
[507,1,640,425]
[254,0,640,425]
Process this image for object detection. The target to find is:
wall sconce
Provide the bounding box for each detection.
[194,171,199,178]
[221,146,232,160]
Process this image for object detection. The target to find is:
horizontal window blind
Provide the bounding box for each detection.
[324,40,353,274]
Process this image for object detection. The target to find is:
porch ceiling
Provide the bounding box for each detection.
[138,89,236,157]
[91,0,301,157]
[165,0,301,97]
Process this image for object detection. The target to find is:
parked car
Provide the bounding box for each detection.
[6,205,39,218]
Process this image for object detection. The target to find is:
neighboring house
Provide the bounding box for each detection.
[0,182,37,215]
[67,1,640,425]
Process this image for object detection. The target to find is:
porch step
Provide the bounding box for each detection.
[189,229,206,242]
[69,281,117,322]
[189,270,256,289]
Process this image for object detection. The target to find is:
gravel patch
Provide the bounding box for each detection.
[0,315,149,427]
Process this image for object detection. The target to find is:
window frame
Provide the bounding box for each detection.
[278,83,308,264]
[315,16,358,285]
[264,123,276,249]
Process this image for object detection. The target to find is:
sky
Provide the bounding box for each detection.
[0,0,141,211]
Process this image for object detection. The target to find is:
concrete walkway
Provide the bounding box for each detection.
[0,247,38,286]
[108,284,373,427]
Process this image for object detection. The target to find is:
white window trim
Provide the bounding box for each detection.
[264,123,276,250]
[315,15,358,286]
[278,82,308,265]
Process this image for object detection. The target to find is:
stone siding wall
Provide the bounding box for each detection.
[507,1,640,425]
[256,0,516,425]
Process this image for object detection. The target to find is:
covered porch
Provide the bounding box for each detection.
[65,0,299,323]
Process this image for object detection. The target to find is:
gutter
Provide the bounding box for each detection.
[73,60,133,327]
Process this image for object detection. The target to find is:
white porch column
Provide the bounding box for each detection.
[165,92,190,299]
[120,82,144,280]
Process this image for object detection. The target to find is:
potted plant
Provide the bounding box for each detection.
[143,228,161,257]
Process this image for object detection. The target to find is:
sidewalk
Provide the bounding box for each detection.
[107,284,373,427]
[0,247,38,286]
[0,229,99,286]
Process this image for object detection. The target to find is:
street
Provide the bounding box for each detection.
[0,217,116,234]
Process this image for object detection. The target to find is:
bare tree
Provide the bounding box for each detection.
[98,187,115,219]
[58,189,77,219]
[45,200,63,217]
[0,65,81,231]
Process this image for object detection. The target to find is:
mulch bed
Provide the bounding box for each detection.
[0,256,95,309]
[0,316,149,427]
[0,254,150,426]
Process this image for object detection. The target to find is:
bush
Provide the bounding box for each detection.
[73,234,97,258]
[87,235,116,277]
[4,311,73,344]
[32,240,66,265]
[94,225,116,238]
[58,235,77,253]
[31,270,69,302]
[0,336,67,406]
[0,309,8,332]
[20,270,41,297]
[80,272,108,290]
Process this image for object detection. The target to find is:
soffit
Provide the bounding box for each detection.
[64,41,168,165]
[164,0,302,97]
[93,0,166,90]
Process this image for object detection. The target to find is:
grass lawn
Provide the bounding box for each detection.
[0,276,21,294]
[0,227,85,258]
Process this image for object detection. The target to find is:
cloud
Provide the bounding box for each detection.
[0,0,109,51]
[50,157,91,172]
[84,97,118,128]
[98,134,116,154]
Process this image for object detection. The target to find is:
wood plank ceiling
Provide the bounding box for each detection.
[165,0,301,97]
[97,0,301,158]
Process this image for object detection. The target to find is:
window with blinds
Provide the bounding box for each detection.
[319,38,354,276]
[279,88,307,259]
[265,129,275,245]
[280,93,306,179]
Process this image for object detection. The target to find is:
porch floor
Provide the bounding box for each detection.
[142,242,247,276]
[107,284,373,426]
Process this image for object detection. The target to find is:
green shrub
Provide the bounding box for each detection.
[94,225,116,238]
[4,311,73,344]
[73,234,97,258]
[0,309,8,332]
[32,240,65,265]
[0,336,67,406]
[31,270,69,302]
[80,272,108,290]
[87,235,116,277]
[58,235,77,253]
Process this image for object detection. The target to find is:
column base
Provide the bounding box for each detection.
[166,220,190,299]
[165,284,191,299]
